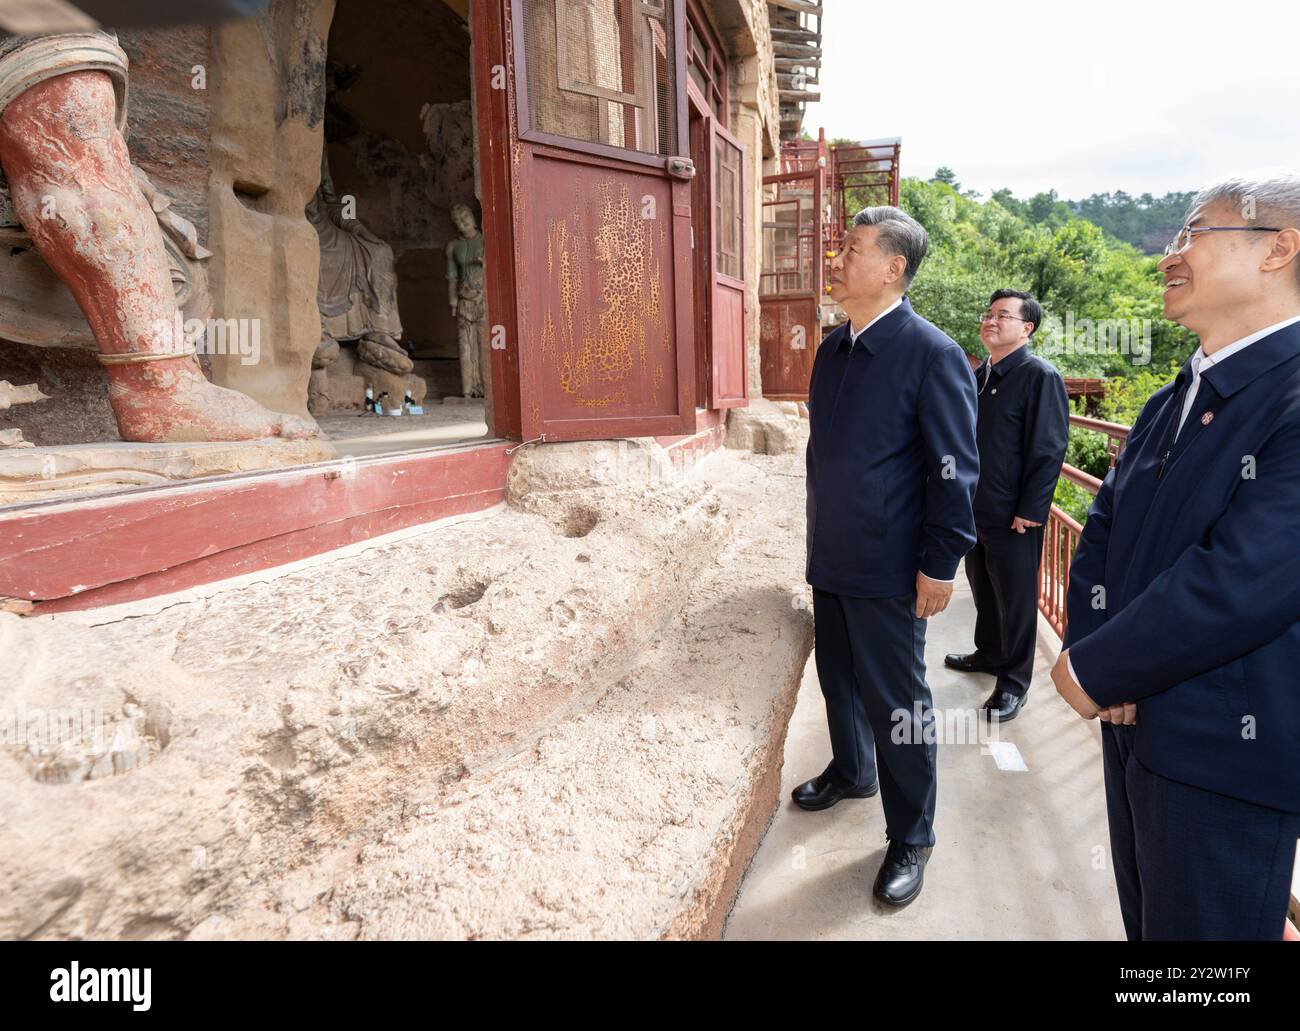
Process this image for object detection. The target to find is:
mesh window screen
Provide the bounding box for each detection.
[715,137,742,279]
[523,0,677,156]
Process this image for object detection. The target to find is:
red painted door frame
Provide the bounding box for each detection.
[686,79,711,410]
[685,75,747,411]
[472,0,524,441]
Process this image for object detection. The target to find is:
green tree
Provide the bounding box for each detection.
[891,176,1200,527]
[930,166,960,190]
[897,177,1196,377]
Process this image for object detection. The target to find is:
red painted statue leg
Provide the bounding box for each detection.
[0,70,319,443]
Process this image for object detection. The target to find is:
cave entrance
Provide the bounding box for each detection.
[313,0,491,457]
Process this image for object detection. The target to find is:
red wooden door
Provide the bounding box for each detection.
[758,168,823,400]
[497,0,697,442]
[709,119,747,408]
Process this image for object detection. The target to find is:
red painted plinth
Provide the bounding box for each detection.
[0,441,513,613]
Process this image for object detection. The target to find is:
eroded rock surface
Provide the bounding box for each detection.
[2,417,814,939]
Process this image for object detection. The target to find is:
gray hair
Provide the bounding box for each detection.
[1189,171,1300,286]
[851,205,929,287]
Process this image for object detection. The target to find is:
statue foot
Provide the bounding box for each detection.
[358,335,413,376]
[106,364,324,444]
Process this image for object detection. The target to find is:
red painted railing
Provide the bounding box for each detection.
[1038,414,1130,638]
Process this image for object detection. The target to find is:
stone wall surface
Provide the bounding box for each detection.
[0,412,814,939]
[206,0,336,420]
[117,27,213,239]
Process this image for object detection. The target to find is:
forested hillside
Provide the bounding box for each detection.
[870,173,1199,521]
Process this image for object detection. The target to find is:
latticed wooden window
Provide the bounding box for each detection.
[715,134,742,280]
[686,1,727,125]
[523,0,678,156]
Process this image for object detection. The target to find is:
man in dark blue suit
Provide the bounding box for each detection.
[796,206,979,907]
[1052,172,1300,940]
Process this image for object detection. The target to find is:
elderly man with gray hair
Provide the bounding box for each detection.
[796,206,978,907]
[1052,171,1300,940]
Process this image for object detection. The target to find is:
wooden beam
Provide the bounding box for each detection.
[768,0,823,13]
[774,57,822,69]
[779,90,820,102]
[770,27,819,42]
[773,44,822,58]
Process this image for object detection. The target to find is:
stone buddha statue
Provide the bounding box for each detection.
[306,154,417,414]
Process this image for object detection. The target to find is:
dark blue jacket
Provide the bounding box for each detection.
[805,295,979,598]
[1065,321,1300,812]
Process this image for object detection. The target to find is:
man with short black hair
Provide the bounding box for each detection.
[945,289,1068,721]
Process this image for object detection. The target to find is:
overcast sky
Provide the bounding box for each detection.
[802,0,1299,201]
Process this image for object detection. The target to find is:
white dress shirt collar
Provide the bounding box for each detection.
[1176,313,1300,438]
[1190,313,1300,375]
[848,297,903,349]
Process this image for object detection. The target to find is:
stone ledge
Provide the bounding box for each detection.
[725,397,807,455]
[0,436,338,507]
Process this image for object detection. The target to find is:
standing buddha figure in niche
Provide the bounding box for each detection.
[445,202,485,399]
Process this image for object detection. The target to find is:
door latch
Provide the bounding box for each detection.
[667,156,696,180]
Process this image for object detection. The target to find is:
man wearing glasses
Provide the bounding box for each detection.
[1051,172,1300,940]
[945,290,1068,721]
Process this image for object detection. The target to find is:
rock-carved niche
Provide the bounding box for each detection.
[312,0,484,415]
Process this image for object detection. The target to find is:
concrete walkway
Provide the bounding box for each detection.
[724,569,1127,941]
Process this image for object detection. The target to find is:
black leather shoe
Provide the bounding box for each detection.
[791,772,878,811]
[873,838,932,906]
[944,652,997,673]
[983,686,1028,722]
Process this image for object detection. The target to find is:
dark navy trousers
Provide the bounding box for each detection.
[963,523,1043,698]
[1102,722,1299,940]
[812,587,937,847]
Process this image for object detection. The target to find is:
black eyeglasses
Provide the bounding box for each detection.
[1164,225,1283,257]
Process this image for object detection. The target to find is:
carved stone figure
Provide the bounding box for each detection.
[307,155,419,414]
[0,31,319,444]
[1,163,211,349]
[446,203,485,399]
[308,156,405,349]
[307,334,341,416]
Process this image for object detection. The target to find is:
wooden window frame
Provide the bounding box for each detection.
[685,0,728,129]
[512,0,687,171]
